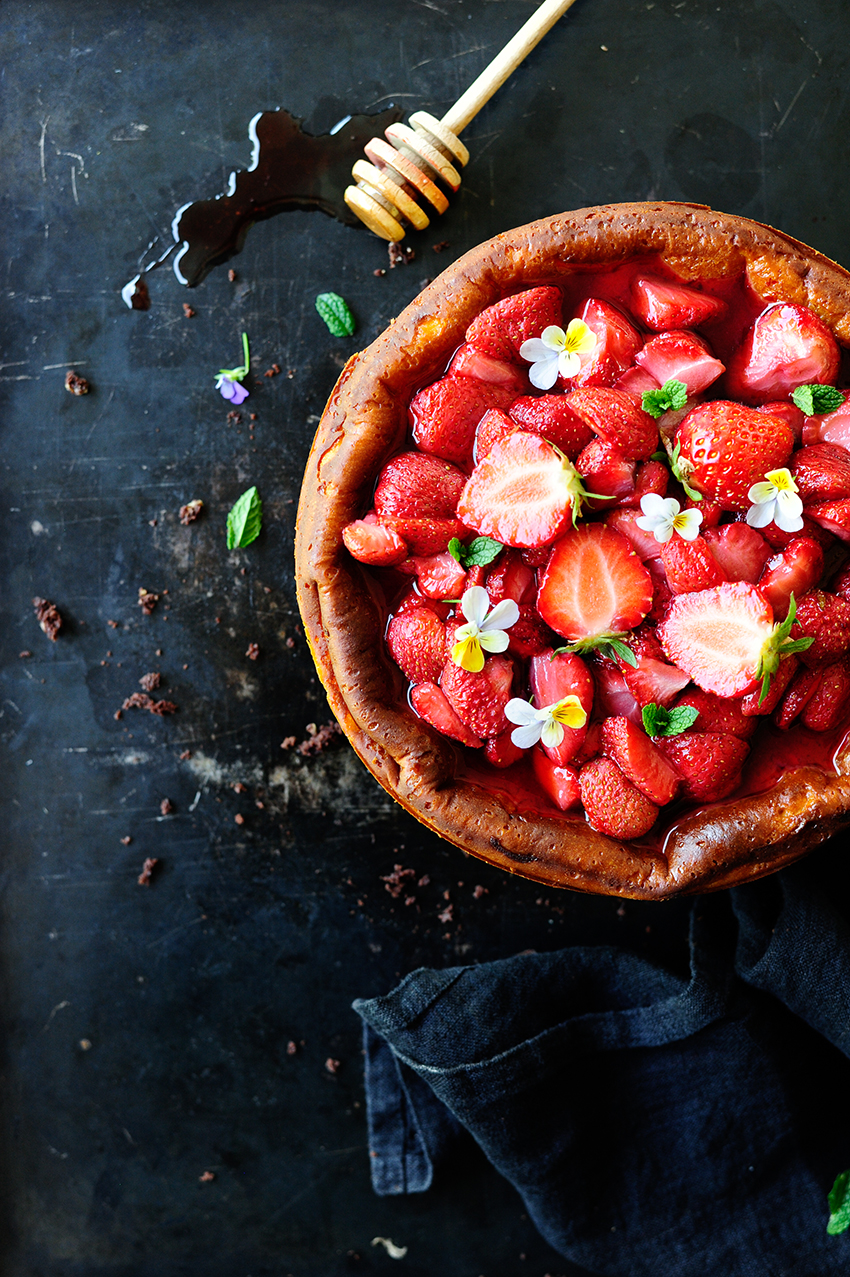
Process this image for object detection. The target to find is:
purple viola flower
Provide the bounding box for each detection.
[215,332,250,402]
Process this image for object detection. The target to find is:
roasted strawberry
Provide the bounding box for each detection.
[774,665,823,729]
[409,374,517,466]
[465,285,563,363]
[757,513,832,550]
[656,581,801,698]
[702,523,772,584]
[440,652,514,739]
[675,401,794,509]
[604,506,665,561]
[447,343,529,391]
[756,401,805,443]
[791,443,850,504]
[802,397,850,450]
[830,559,850,601]
[630,275,727,330]
[623,460,669,506]
[740,653,799,717]
[660,536,728,595]
[528,649,594,765]
[725,303,840,404]
[616,364,660,395]
[575,438,636,507]
[593,661,644,725]
[485,731,525,768]
[791,589,850,666]
[805,498,850,542]
[579,756,659,838]
[458,432,588,547]
[386,609,449,684]
[537,524,654,643]
[532,750,582,810]
[342,515,408,566]
[801,659,850,731]
[485,550,536,605]
[382,516,466,556]
[411,551,467,599]
[410,682,484,747]
[507,605,557,658]
[570,298,643,388]
[659,732,749,802]
[673,687,756,739]
[392,586,453,620]
[600,715,682,805]
[473,407,517,462]
[566,387,659,459]
[508,395,594,457]
[374,451,468,520]
[621,654,691,709]
[756,538,825,619]
[635,330,725,397]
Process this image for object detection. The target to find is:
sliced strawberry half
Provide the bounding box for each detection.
[604,507,663,561]
[410,682,483,747]
[725,302,841,405]
[447,343,529,391]
[570,298,643,388]
[593,662,643,725]
[600,715,682,805]
[804,498,850,542]
[342,515,408,566]
[660,536,728,595]
[537,523,654,642]
[575,438,637,508]
[702,523,772,585]
[621,655,691,709]
[411,550,467,599]
[528,649,594,765]
[630,275,727,330]
[635,330,725,397]
[566,387,659,459]
[485,731,525,769]
[802,397,850,449]
[465,285,564,363]
[474,408,518,463]
[409,374,517,466]
[756,537,825,620]
[457,432,588,548]
[508,395,595,457]
[532,750,582,810]
[656,580,802,698]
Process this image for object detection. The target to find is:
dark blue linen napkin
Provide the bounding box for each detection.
[354,865,850,1276]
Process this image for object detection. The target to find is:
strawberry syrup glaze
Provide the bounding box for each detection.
[367,254,850,849]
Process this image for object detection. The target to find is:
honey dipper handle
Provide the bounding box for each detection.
[440,0,579,135]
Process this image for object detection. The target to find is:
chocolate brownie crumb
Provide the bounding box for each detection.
[137,857,159,886]
[437,904,454,924]
[138,588,159,615]
[227,269,236,282]
[19,650,32,659]
[179,499,203,525]
[286,1040,298,1056]
[114,710,123,720]
[139,671,161,692]
[325,1057,340,1075]
[245,642,260,660]
[432,240,450,253]
[380,864,415,899]
[121,692,177,716]
[33,597,62,640]
[417,875,430,888]
[160,798,174,816]
[280,736,297,750]
[373,267,386,277]
[232,782,247,793]
[179,749,192,760]
[64,369,89,395]
[473,884,488,899]
[263,363,281,378]
[388,242,415,268]
[226,410,242,424]
[182,303,195,318]
[285,636,295,649]
[120,836,132,846]
[249,412,258,421]
[234,813,245,826]
[199,1170,216,1183]
[107,619,119,629]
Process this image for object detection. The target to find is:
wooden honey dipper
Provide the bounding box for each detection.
[344,0,578,241]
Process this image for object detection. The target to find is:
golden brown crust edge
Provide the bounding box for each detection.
[295,202,850,900]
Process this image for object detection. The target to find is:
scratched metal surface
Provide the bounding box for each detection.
[1,1,848,1273]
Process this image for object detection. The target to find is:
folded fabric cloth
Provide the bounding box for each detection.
[354,864,850,1276]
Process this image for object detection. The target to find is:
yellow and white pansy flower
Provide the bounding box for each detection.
[519,319,597,390]
[746,467,804,533]
[505,695,588,749]
[451,586,519,673]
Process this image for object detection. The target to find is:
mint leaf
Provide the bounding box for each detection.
[791,384,845,416]
[448,536,504,568]
[226,486,262,550]
[316,292,356,337]
[642,378,689,420]
[828,1169,850,1234]
[604,638,638,668]
[642,703,699,737]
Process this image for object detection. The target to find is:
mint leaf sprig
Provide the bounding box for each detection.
[827,1168,850,1235]
[791,384,846,416]
[642,703,699,738]
[226,485,263,550]
[316,292,356,337]
[642,378,689,420]
[448,536,504,569]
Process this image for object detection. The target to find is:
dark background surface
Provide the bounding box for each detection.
[2,1,849,1273]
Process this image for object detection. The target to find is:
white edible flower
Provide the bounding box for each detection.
[746,467,804,533]
[505,695,588,750]
[451,586,519,673]
[635,492,703,544]
[519,319,597,390]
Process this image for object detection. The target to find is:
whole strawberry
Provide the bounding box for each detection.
[386,608,448,684]
[674,402,794,509]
